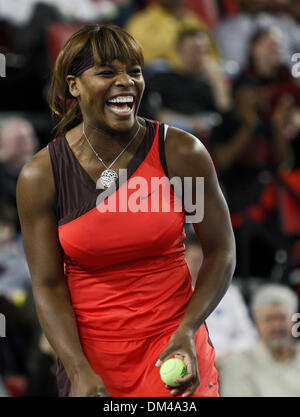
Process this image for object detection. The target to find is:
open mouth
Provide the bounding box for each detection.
[106,95,134,114]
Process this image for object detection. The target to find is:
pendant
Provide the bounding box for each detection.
[100,169,118,188]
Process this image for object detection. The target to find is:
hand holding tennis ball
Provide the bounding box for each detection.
[159,357,187,387]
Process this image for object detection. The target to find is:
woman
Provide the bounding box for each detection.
[16,24,235,397]
[142,28,230,138]
[236,26,300,119]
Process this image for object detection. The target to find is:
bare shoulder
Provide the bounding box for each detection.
[164,126,215,180]
[17,146,53,188]
[17,146,56,212]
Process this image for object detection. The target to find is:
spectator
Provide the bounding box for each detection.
[210,78,289,214]
[215,26,300,194]
[0,117,38,208]
[0,203,31,301]
[265,0,300,63]
[185,236,257,367]
[215,0,300,73]
[235,26,300,119]
[126,0,216,67]
[205,285,258,367]
[220,284,300,397]
[141,29,230,137]
[210,27,300,276]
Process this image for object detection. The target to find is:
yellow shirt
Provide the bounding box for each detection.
[126,4,216,67]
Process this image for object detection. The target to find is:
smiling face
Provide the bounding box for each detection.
[67,59,145,133]
[49,24,145,136]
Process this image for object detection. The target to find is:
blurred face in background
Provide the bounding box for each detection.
[251,29,283,72]
[185,243,203,288]
[0,118,38,170]
[177,33,211,75]
[255,303,294,352]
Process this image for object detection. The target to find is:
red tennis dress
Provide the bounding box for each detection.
[48,119,218,397]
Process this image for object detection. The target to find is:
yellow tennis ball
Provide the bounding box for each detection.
[160,358,187,387]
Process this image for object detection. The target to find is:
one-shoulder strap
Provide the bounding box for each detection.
[47,136,97,224]
[47,119,159,225]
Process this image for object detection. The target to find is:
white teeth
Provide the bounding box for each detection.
[108,96,134,104]
[109,104,132,113]
[106,95,134,115]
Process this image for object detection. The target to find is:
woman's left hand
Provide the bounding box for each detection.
[155,327,200,397]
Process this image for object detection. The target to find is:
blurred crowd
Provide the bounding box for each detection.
[0,0,300,397]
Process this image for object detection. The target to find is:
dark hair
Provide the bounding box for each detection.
[48,24,144,136]
[250,26,274,48]
[177,28,208,47]
[247,26,279,68]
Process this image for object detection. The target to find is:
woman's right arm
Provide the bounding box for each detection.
[16,148,111,397]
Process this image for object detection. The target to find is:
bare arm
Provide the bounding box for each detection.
[155,128,235,397]
[16,148,111,397]
[166,127,236,335]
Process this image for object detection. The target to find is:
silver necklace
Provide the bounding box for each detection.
[82,121,141,188]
